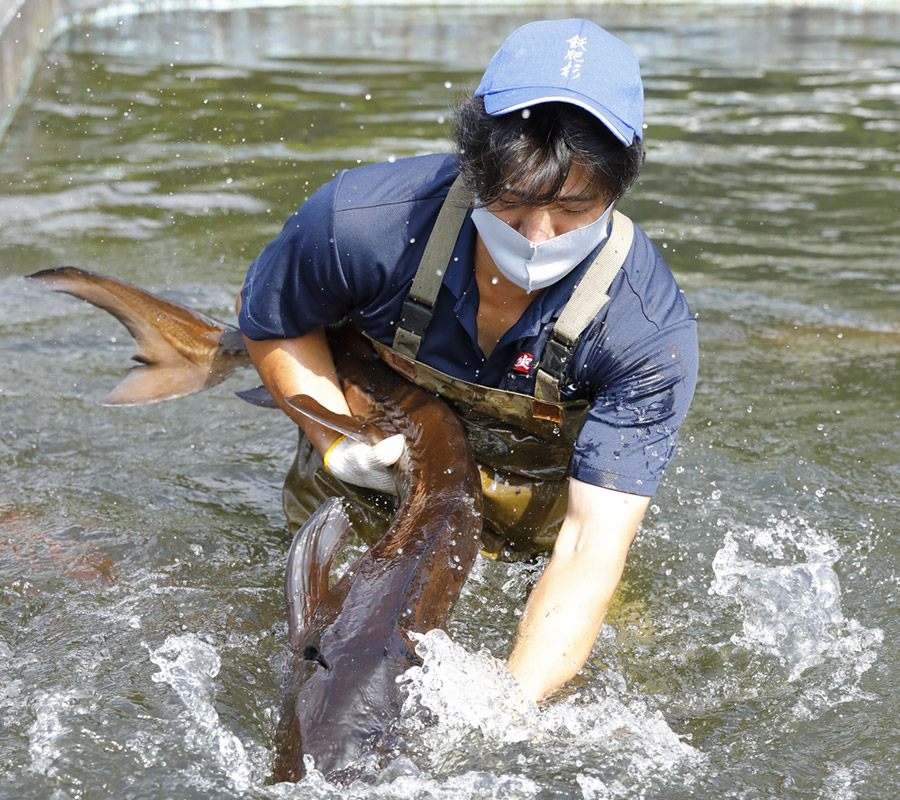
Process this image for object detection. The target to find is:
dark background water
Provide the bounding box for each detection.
[1,3,898,798]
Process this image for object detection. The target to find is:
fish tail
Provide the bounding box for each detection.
[27,266,250,405]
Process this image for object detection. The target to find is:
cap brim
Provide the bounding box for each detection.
[481,89,638,145]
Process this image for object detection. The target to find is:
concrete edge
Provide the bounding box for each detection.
[0,0,63,141]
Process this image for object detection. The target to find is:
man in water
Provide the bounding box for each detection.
[237,19,698,703]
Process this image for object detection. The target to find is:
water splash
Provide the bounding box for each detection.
[148,633,254,792]
[710,521,882,685]
[266,753,541,799]
[396,630,699,794]
[268,757,540,800]
[400,629,539,743]
[27,690,78,778]
[711,533,841,679]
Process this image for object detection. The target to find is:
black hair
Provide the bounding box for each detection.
[453,96,645,208]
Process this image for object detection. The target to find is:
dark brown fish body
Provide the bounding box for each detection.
[275,328,482,781]
[27,267,483,782]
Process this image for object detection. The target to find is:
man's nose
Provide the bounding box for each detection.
[515,208,555,243]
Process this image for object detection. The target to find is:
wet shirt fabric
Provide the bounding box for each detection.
[239,154,698,496]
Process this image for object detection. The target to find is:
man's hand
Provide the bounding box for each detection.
[324,434,405,494]
[506,479,649,703]
[241,326,405,493]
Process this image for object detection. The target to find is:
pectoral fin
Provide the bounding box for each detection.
[285,497,351,649]
[235,385,279,408]
[285,394,375,444]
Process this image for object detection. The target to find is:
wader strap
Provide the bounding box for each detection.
[534,211,635,403]
[393,174,472,358]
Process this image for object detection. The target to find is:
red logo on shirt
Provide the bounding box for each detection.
[513,352,534,373]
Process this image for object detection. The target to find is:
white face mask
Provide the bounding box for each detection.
[470,201,613,294]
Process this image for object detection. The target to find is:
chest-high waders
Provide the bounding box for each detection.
[282,175,635,559]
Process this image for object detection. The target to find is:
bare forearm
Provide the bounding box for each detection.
[506,549,622,702]
[506,481,647,703]
[242,328,350,454]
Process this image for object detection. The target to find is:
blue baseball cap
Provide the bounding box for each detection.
[475,19,644,146]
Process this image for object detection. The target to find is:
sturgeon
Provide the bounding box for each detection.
[27,267,483,781]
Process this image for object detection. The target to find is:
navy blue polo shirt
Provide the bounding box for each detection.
[239,154,698,496]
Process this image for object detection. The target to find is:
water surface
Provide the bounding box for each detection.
[1,3,899,798]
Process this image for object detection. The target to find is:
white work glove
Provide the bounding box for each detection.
[323,434,405,494]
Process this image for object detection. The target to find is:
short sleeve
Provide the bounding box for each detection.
[566,228,699,496]
[569,318,698,496]
[238,175,355,341]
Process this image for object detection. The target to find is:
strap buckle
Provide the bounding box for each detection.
[398,297,433,338]
[541,336,574,381]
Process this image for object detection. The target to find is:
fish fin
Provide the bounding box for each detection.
[285,497,350,649]
[100,363,219,406]
[285,394,373,444]
[27,266,249,405]
[234,385,279,408]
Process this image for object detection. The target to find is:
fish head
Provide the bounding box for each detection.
[275,621,416,782]
[276,498,420,783]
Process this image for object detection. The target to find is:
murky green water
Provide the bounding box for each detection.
[1,3,899,798]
